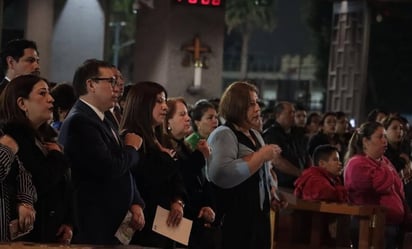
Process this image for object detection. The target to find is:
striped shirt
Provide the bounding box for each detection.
[0,144,36,241]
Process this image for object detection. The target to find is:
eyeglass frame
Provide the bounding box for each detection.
[90,76,117,87]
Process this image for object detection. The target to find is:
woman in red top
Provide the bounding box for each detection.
[344,121,411,249]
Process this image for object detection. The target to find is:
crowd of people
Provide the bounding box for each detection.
[1,38,412,249]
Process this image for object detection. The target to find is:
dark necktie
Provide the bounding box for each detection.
[113,105,122,125]
[103,117,120,145]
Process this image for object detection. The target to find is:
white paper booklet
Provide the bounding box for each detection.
[114,211,136,245]
[152,205,193,246]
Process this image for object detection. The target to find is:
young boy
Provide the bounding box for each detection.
[294,144,347,202]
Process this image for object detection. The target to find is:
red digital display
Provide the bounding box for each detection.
[174,0,223,7]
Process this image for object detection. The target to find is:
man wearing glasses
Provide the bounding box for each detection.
[59,59,145,245]
[105,65,125,129]
[0,39,40,93]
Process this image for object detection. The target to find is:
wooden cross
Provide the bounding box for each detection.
[182,35,211,89]
[183,35,211,62]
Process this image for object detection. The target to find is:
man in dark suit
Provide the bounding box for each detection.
[0,39,40,93]
[58,59,145,245]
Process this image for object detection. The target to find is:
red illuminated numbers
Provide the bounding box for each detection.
[176,0,221,6]
[211,0,220,5]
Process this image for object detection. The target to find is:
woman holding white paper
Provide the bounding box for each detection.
[120,81,187,249]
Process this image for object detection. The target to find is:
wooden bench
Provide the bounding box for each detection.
[272,189,386,249]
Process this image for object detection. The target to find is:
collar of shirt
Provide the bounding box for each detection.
[79,98,105,121]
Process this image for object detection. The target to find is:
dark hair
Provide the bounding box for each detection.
[190,99,215,132]
[0,39,38,75]
[120,84,132,102]
[219,81,258,127]
[344,121,383,163]
[367,108,388,122]
[120,81,167,152]
[72,59,112,97]
[273,102,289,118]
[50,83,76,122]
[208,97,220,111]
[0,74,49,131]
[319,112,337,126]
[382,116,403,130]
[313,144,339,166]
[335,111,346,120]
[305,112,321,126]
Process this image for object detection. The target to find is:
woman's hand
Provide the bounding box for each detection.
[259,144,282,162]
[196,139,211,158]
[43,142,62,152]
[167,200,184,227]
[56,224,73,244]
[17,203,35,233]
[0,134,18,154]
[157,142,176,159]
[124,133,143,151]
[198,206,215,224]
[130,204,145,231]
[270,188,288,211]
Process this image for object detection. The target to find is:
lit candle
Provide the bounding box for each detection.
[194,67,202,88]
[194,60,202,88]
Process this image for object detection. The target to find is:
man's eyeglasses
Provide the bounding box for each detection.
[91,76,117,87]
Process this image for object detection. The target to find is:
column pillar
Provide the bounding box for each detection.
[26,0,54,79]
[326,1,371,123]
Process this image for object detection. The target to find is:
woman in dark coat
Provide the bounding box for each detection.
[0,75,73,243]
[120,82,187,249]
[164,97,217,249]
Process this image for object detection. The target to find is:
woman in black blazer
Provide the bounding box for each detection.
[120,82,187,249]
[0,75,73,243]
[164,97,218,249]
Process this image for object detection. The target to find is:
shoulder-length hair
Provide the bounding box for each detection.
[0,74,47,123]
[0,74,52,137]
[219,81,258,127]
[120,81,167,151]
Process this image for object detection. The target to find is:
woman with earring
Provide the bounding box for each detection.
[164,97,218,249]
[0,75,73,244]
[344,121,412,249]
[120,81,187,249]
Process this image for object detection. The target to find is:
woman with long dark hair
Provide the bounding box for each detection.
[120,81,186,249]
[0,75,73,243]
